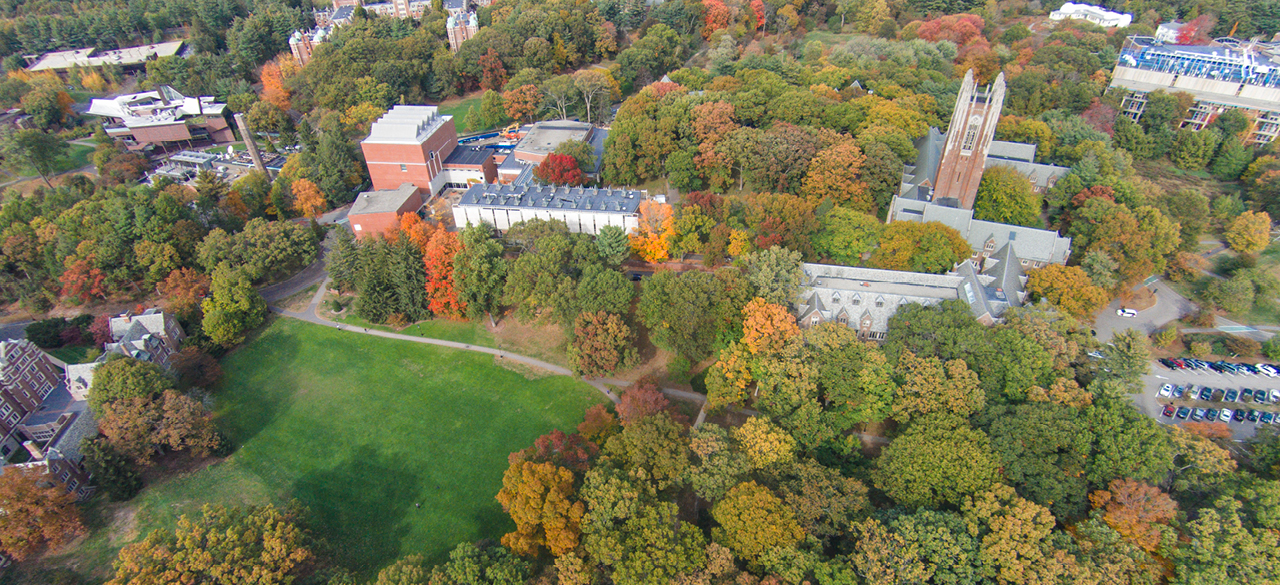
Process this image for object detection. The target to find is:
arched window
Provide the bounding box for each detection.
[962,115,982,153]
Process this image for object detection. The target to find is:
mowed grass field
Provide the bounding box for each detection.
[38,317,604,581]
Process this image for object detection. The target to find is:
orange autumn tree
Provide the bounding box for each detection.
[423,228,466,318]
[630,200,675,263]
[801,142,870,212]
[400,213,435,252]
[740,298,800,356]
[260,55,296,110]
[1088,478,1177,552]
[291,178,327,219]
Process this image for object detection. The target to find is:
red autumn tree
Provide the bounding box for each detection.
[512,429,598,473]
[399,213,435,253]
[913,14,985,46]
[577,404,619,444]
[616,377,670,426]
[0,466,84,560]
[750,0,765,29]
[1176,15,1215,45]
[60,257,107,302]
[90,314,114,345]
[423,228,466,319]
[1081,98,1117,136]
[533,153,586,186]
[158,268,211,321]
[479,48,507,92]
[703,0,732,39]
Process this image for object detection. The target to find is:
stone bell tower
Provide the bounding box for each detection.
[932,69,1005,210]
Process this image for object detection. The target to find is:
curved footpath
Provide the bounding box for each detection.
[268,272,889,444]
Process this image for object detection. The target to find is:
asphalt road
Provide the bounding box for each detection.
[1137,359,1280,441]
[1094,280,1196,342]
[0,320,31,341]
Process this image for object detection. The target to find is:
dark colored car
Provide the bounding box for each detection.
[1234,409,1247,422]
[1226,389,1240,402]
[1162,404,1177,417]
[1158,358,1174,369]
[1200,387,1215,401]
[1263,412,1276,424]
[1177,406,1191,419]
[1238,364,1259,375]
[1248,410,1261,422]
[1173,385,1187,398]
[1243,389,1255,401]
[1206,408,1219,421]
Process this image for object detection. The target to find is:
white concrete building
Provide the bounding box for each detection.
[453,183,643,235]
[1049,3,1133,28]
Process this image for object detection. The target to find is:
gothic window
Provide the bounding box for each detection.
[962,115,982,153]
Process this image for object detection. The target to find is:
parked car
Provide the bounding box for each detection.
[1238,364,1259,375]
[1159,384,1173,397]
[1162,405,1177,417]
[1271,389,1280,403]
[1206,408,1219,421]
[1117,308,1138,317]
[1176,406,1191,419]
[1173,385,1187,398]
[1243,389,1255,402]
[1226,389,1240,402]
[1220,408,1234,422]
[1263,412,1276,425]
[1248,410,1261,422]
[1193,408,1207,421]
[1258,363,1278,377]
[1234,409,1247,422]
[1200,387,1215,401]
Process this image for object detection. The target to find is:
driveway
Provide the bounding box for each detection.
[1094,279,1196,342]
[1136,359,1279,441]
[0,320,32,341]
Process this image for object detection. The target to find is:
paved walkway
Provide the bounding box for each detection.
[266,263,892,444]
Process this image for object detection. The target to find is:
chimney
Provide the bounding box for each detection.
[22,441,44,460]
[234,113,274,180]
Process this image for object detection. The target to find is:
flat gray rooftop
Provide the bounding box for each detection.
[515,121,593,157]
[350,183,420,215]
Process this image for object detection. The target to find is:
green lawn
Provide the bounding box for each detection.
[11,143,95,178]
[333,313,496,346]
[438,94,487,132]
[41,318,603,580]
[47,345,97,364]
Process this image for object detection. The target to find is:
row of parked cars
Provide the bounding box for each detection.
[1162,404,1276,424]
[1158,383,1279,424]
[1157,358,1280,376]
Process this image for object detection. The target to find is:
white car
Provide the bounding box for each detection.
[1159,384,1173,397]
[1117,308,1138,317]
[1272,389,1280,403]
[1220,408,1234,422]
[1259,364,1279,377]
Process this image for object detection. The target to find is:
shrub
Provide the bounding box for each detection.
[1225,336,1262,357]
[1264,337,1280,361]
[1151,327,1178,348]
[25,318,69,348]
[1189,341,1212,358]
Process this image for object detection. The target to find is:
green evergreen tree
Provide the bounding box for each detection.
[1211,138,1254,181]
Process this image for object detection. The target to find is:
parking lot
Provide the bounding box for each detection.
[1136,360,1280,441]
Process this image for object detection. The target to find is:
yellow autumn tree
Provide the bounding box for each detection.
[629,200,675,263]
[1025,264,1110,319]
[705,342,754,410]
[291,178,327,219]
[740,298,800,356]
[1225,210,1271,255]
[801,141,871,212]
[496,460,585,557]
[732,417,796,470]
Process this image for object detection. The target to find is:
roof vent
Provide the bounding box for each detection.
[1009,231,1017,241]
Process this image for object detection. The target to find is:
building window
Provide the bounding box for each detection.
[400,164,408,172]
[962,116,982,152]
[876,300,884,308]
[353,224,362,231]
[810,315,820,325]
[852,297,860,305]
[838,315,848,325]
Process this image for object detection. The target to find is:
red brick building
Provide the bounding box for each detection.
[361,106,459,196]
[348,183,424,239]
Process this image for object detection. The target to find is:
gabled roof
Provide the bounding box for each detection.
[982,243,1026,308]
